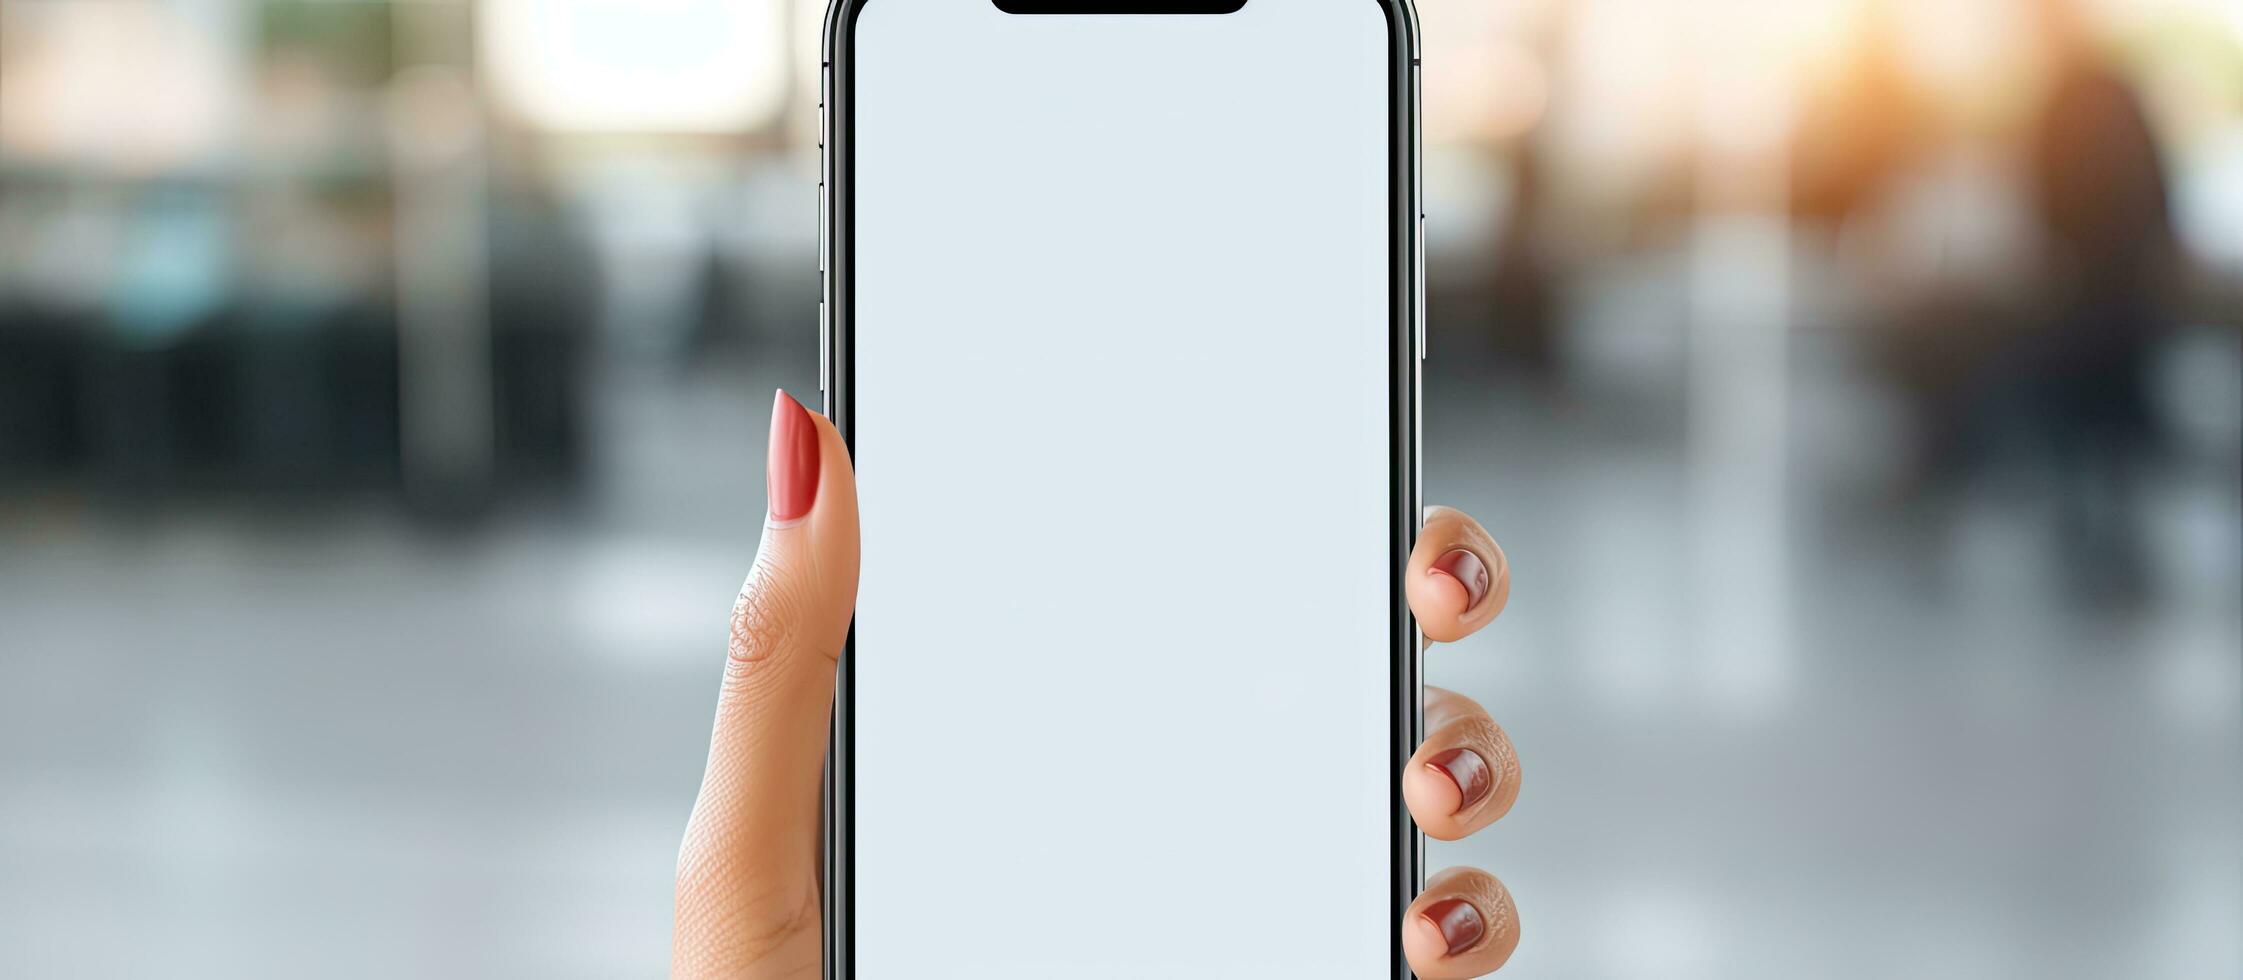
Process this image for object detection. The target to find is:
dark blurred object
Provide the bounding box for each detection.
[0,0,593,511]
[487,185,601,489]
[0,303,84,469]
[1802,0,2193,600]
[0,284,587,499]
[2033,64,2175,306]
[1485,147,1560,376]
[2010,12,2178,595]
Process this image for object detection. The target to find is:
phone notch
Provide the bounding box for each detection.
[993,0,1247,13]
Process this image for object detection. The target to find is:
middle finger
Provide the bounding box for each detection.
[1403,685,1521,840]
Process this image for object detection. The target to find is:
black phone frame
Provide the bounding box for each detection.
[818,3,1423,975]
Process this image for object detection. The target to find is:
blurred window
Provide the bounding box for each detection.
[481,0,788,134]
[0,0,237,172]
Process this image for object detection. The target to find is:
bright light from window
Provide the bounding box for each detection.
[0,1,233,171]
[481,0,788,133]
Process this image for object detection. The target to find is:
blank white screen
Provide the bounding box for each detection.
[851,2,1393,975]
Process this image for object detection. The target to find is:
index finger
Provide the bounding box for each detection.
[1409,505,1509,644]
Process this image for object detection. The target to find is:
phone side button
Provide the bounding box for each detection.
[1416,215,1428,360]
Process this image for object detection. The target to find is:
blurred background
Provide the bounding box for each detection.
[1,0,2238,975]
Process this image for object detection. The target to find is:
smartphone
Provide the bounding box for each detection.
[820,2,1421,976]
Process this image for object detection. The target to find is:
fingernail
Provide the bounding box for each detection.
[1425,747,1494,813]
[1430,549,1491,612]
[767,389,819,523]
[1421,899,1485,957]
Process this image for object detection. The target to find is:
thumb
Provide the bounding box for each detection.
[675,389,857,977]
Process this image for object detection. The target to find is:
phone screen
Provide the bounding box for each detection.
[842,2,1405,975]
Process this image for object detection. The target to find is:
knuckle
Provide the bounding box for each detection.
[1475,872,1522,958]
[1473,718,1522,786]
[1424,867,1521,964]
[729,560,808,666]
[1446,713,1503,756]
[1433,711,1522,797]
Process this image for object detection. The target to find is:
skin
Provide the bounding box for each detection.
[674,402,1522,978]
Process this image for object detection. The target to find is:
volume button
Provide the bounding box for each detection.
[1412,62,1426,361]
[817,62,829,274]
[1411,64,1423,218]
[1416,216,1427,360]
[818,63,832,407]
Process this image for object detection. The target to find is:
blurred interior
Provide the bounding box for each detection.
[2,0,2239,976]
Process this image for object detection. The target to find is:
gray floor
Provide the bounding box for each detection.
[2,344,2237,978]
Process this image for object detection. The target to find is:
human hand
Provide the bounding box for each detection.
[673,391,1522,978]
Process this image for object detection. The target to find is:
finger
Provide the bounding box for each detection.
[1403,866,1521,978]
[1402,686,1522,841]
[675,390,859,977]
[1409,506,1509,644]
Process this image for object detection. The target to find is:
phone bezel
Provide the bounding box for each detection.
[818,4,1423,975]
